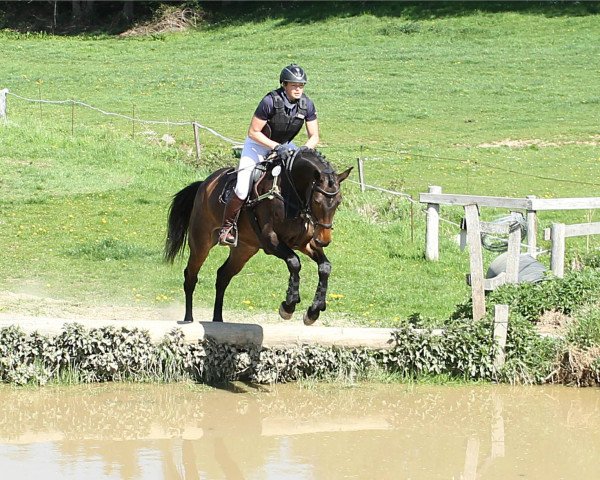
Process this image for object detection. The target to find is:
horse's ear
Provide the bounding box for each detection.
[337,167,353,183]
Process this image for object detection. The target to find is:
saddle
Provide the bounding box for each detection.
[219,156,284,206]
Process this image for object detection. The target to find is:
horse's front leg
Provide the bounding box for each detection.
[257,226,302,321]
[303,248,331,326]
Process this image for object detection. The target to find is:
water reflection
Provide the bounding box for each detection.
[0,383,599,479]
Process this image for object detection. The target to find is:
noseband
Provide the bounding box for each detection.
[309,182,340,230]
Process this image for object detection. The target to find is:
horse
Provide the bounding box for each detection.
[164,147,352,325]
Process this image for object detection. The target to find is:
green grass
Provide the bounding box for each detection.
[1,3,600,326]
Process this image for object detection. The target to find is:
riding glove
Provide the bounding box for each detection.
[274,143,292,161]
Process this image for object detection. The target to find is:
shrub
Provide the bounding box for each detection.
[469,268,600,323]
[499,314,561,385]
[0,318,589,387]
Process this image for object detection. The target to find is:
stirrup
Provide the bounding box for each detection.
[218,226,238,247]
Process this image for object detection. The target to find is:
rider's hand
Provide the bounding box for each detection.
[274,143,292,161]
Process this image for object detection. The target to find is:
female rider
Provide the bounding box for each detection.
[218,64,320,246]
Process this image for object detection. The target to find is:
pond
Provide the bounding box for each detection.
[0,383,598,479]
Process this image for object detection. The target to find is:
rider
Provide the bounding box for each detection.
[218,63,320,246]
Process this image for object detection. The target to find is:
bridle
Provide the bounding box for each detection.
[308,181,340,230]
[280,149,341,237]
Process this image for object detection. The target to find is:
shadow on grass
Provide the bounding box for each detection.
[203,1,600,28]
[1,1,598,36]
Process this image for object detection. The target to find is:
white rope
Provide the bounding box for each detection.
[6,91,243,145]
[193,122,242,146]
[439,216,461,228]
[348,178,465,229]
[348,179,415,201]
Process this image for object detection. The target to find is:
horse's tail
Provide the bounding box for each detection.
[164,181,203,263]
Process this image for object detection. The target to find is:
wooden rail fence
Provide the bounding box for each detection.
[544,221,600,277]
[419,187,600,363]
[420,186,600,265]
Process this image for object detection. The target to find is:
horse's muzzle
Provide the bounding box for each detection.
[313,225,332,247]
[314,237,330,247]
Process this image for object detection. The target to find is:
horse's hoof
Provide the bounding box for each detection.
[279,303,294,320]
[177,319,193,325]
[303,312,318,326]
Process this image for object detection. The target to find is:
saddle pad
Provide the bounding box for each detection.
[219,169,237,204]
[219,164,270,204]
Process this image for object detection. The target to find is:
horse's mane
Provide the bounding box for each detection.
[294,147,334,175]
[283,148,336,219]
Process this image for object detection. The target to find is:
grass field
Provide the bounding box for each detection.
[1,3,599,326]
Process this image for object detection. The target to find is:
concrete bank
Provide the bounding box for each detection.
[0,314,398,350]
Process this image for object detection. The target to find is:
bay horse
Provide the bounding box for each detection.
[164,147,352,325]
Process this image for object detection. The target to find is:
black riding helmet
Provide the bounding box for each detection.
[280,64,307,84]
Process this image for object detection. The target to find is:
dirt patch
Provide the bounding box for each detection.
[476,136,600,149]
[537,309,572,336]
[120,7,201,37]
[0,291,359,328]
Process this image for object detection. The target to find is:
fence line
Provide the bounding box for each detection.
[350,172,546,258]
[347,178,416,202]
[2,89,243,146]
[356,144,600,189]
[2,87,550,254]
[6,88,598,188]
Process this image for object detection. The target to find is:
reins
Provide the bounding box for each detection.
[247,148,340,237]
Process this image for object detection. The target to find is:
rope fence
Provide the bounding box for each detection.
[0,87,592,259]
[1,88,243,161]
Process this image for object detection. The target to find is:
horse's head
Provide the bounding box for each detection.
[287,149,352,248]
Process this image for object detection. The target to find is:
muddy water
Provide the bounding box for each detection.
[0,383,598,480]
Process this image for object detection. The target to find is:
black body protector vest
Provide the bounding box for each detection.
[262,90,308,144]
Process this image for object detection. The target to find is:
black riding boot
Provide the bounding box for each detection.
[218,193,245,246]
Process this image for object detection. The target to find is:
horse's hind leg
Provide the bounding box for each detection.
[181,242,212,324]
[213,245,258,322]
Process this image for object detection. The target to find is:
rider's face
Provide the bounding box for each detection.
[283,82,305,101]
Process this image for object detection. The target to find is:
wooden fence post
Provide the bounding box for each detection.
[550,222,566,278]
[131,103,135,139]
[193,122,201,163]
[526,195,537,258]
[465,204,486,321]
[505,215,521,284]
[425,185,442,261]
[357,157,365,192]
[493,304,509,370]
[0,88,8,123]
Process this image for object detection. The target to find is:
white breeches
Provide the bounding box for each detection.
[234,138,297,200]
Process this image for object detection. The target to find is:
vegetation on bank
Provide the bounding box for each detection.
[1,266,599,387]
